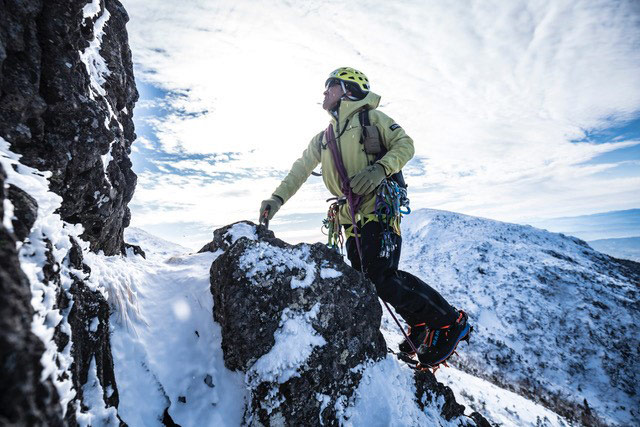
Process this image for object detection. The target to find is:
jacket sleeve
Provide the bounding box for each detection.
[370,110,415,176]
[272,131,323,204]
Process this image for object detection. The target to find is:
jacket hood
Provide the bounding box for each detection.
[329,91,381,125]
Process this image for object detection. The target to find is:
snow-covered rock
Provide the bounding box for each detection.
[401,208,640,426]
[207,221,489,426]
[0,163,64,425]
[1,137,122,424]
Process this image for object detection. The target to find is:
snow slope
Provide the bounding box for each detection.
[104,231,246,426]
[111,223,572,426]
[399,208,639,426]
[106,225,474,426]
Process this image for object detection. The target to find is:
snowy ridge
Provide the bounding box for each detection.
[399,208,639,425]
[124,226,189,259]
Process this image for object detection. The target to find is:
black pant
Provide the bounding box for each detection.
[345,220,457,329]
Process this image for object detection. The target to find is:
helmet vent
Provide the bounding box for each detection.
[327,67,370,95]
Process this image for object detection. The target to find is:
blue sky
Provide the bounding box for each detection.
[122,0,640,249]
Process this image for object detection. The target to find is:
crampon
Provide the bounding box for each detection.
[389,324,472,375]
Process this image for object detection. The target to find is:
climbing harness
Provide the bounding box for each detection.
[375,179,411,258]
[323,122,420,356]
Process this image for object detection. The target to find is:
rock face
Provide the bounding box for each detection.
[0,164,65,425]
[1,0,136,422]
[0,0,138,256]
[209,221,488,425]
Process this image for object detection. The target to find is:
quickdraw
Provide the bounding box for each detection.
[375,179,411,258]
[322,197,345,253]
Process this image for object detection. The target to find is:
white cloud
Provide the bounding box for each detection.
[122,0,640,243]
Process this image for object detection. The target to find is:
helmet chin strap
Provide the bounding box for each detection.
[340,81,359,101]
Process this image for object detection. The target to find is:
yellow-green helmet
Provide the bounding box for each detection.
[326,67,370,97]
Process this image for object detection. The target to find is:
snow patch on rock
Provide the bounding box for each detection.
[2,195,15,232]
[247,303,325,386]
[320,267,342,279]
[75,357,119,426]
[225,222,257,244]
[240,241,316,288]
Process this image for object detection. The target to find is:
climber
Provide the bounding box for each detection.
[259,67,470,369]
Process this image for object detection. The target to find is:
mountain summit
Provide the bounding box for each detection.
[400,209,640,426]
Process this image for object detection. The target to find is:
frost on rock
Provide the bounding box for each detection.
[1,0,136,422]
[1,138,76,414]
[0,154,64,424]
[78,1,122,184]
[1,138,120,423]
[79,4,111,99]
[0,0,138,256]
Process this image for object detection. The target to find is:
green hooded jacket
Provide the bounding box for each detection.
[272,91,415,225]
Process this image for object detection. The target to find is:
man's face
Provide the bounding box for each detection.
[323,80,346,111]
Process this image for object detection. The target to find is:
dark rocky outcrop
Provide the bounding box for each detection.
[0,0,138,256]
[209,221,489,425]
[0,164,64,425]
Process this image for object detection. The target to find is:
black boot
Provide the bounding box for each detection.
[417,311,471,368]
[398,322,427,354]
